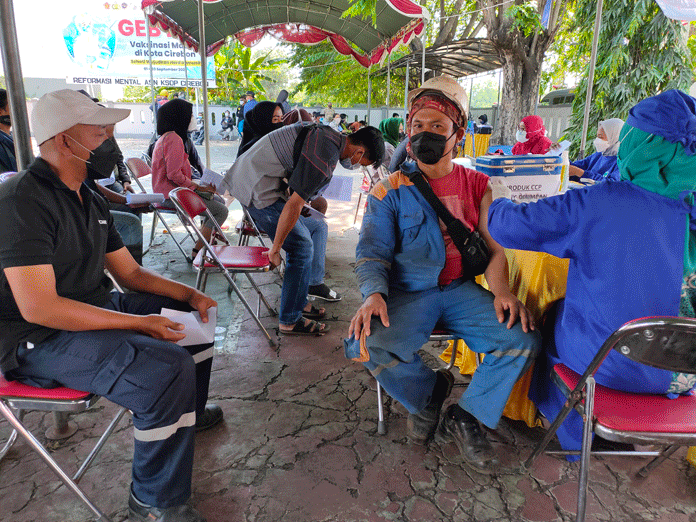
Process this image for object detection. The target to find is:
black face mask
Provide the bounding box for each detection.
[0,115,10,127]
[409,130,457,165]
[86,138,120,180]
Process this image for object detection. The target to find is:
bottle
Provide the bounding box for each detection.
[559,150,570,193]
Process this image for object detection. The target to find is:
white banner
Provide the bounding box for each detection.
[9,0,216,87]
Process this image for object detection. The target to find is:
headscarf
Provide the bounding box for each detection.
[618,94,696,200]
[406,92,463,160]
[282,108,312,125]
[156,97,193,144]
[237,101,283,158]
[379,117,403,147]
[511,115,552,155]
[598,118,624,156]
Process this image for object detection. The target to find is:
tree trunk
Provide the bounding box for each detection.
[496,48,543,144]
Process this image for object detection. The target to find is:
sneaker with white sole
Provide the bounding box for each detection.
[307,283,342,302]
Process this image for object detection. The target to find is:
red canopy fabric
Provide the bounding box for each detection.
[235,21,424,68]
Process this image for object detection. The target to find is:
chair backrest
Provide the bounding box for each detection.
[169,187,208,219]
[125,157,152,179]
[0,171,18,183]
[609,316,696,374]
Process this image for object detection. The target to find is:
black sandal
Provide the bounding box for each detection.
[302,304,326,320]
[279,319,331,336]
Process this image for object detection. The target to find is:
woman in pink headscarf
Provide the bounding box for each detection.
[511,115,553,155]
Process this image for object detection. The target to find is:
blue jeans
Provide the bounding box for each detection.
[344,279,541,429]
[246,200,328,325]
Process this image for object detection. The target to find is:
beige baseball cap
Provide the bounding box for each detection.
[407,75,469,119]
[31,89,130,145]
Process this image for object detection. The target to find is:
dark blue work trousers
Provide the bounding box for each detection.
[6,292,213,509]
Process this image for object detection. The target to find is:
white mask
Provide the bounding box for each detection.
[594,137,609,153]
[188,113,198,132]
[515,130,528,143]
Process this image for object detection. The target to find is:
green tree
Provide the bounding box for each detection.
[211,39,286,104]
[563,0,692,157]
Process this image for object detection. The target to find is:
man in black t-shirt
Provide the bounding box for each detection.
[0,89,218,522]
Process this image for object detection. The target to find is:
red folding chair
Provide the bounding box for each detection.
[125,157,196,263]
[524,316,696,522]
[169,187,278,347]
[0,375,128,522]
[375,328,463,436]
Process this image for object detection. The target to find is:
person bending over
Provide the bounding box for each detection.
[225,123,384,336]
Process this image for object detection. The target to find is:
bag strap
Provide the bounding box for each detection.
[402,162,472,235]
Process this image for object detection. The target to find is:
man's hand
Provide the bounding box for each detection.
[263,248,283,270]
[568,165,584,178]
[348,293,389,340]
[137,315,187,342]
[493,291,534,333]
[186,289,217,323]
[123,182,135,193]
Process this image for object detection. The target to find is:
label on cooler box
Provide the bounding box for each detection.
[492,174,561,203]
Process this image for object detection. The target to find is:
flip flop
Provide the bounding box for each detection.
[302,304,326,320]
[279,319,331,336]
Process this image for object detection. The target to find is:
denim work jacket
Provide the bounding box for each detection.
[355,171,446,300]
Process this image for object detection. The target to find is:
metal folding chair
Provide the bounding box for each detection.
[0,375,128,522]
[524,316,696,522]
[124,157,196,263]
[169,187,278,347]
[375,328,462,436]
[353,165,388,226]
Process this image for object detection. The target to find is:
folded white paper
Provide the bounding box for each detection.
[160,307,217,346]
[126,192,165,205]
[201,168,225,191]
[546,140,571,156]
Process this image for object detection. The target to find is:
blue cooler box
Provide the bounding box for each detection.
[475,154,563,202]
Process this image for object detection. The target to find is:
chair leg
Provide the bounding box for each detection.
[195,267,204,291]
[73,406,128,483]
[244,272,277,316]
[636,444,680,478]
[46,411,78,440]
[576,376,595,522]
[445,340,460,371]
[149,211,158,247]
[201,272,209,293]
[0,407,21,460]
[223,272,276,348]
[0,401,113,522]
[376,381,386,435]
[156,210,192,263]
[353,192,363,226]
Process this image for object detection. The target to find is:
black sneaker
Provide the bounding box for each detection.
[128,488,207,522]
[195,404,223,432]
[307,283,342,302]
[406,370,454,445]
[438,404,499,474]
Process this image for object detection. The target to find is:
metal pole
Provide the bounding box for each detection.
[146,15,157,134]
[198,0,211,169]
[183,44,189,97]
[0,0,33,170]
[386,55,390,107]
[404,61,410,122]
[421,32,426,84]
[367,70,372,125]
[579,0,604,159]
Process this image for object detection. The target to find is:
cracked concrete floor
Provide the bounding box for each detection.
[2,139,696,521]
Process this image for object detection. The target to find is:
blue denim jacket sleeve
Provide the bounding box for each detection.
[354,191,396,301]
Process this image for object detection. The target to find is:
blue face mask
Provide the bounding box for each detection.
[340,150,364,170]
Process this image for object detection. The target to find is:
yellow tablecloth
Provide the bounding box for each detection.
[463,133,491,158]
[440,250,569,428]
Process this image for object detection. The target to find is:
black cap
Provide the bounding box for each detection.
[246,90,255,96]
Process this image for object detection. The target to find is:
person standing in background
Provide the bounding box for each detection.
[0,89,17,174]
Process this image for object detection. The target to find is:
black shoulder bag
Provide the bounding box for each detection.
[403,162,491,280]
